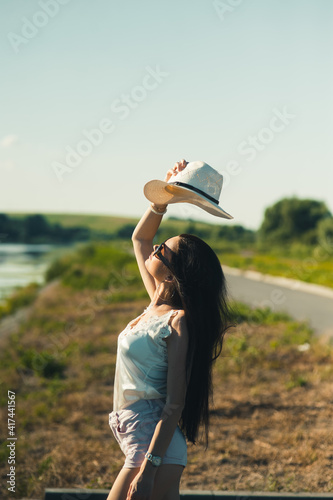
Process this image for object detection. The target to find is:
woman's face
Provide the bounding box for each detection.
[146,236,180,282]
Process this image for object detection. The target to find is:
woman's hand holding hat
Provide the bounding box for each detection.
[150,159,189,214]
[144,159,233,219]
[164,158,188,182]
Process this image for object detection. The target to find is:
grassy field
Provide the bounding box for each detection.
[43,212,333,289]
[6,212,140,233]
[0,241,332,498]
[217,250,333,288]
[7,211,219,234]
[6,212,333,288]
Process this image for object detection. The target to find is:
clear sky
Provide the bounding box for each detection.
[1,0,332,229]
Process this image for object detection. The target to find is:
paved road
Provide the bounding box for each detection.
[224,269,333,337]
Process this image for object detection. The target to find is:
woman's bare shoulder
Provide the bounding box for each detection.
[169,309,187,336]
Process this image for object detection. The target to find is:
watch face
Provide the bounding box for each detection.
[152,456,162,466]
[145,452,162,467]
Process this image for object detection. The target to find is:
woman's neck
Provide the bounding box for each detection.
[149,298,174,309]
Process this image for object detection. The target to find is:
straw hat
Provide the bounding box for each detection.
[144,160,233,219]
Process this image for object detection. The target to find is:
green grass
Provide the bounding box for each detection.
[1,234,331,335]
[0,282,41,320]
[0,235,332,495]
[230,301,291,326]
[45,241,142,293]
[18,347,67,379]
[6,211,332,288]
[218,250,333,288]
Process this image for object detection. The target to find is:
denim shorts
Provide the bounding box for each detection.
[108,398,187,468]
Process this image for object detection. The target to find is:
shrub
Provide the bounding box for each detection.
[19,348,66,379]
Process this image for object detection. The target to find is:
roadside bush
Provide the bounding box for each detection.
[0,282,41,320]
[18,348,66,379]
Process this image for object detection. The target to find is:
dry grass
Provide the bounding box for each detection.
[186,324,333,492]
[0,280,332,499]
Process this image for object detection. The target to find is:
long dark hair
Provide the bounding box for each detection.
[166,233,234,448]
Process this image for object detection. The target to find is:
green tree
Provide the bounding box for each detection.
[259,197,331,244]
[317,217,333,253]
[24,214,51,242]
[116,224,136,239]
[218,225,255,243]
[0,213,10,242]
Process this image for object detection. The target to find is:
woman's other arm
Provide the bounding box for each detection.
[126,311,189,497]
[142,310,188,470]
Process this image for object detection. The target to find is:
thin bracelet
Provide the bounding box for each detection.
[150,203,167,215]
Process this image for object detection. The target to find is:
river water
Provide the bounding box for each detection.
[0,243,78,305]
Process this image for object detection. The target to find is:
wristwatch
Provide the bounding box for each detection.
[145,452,162,467]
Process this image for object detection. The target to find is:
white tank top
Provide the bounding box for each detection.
[113,304,179,411]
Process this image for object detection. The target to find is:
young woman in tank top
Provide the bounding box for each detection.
[107,159,233,500]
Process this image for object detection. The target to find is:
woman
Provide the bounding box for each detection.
[107,159,233,500]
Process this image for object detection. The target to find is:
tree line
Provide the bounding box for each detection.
[0,214,91,244]
[1,197,332,247]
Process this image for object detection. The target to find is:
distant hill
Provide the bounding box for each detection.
[1,212,255,246]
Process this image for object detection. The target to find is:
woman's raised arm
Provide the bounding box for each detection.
[131,206,168,300]
[131,159,188,299]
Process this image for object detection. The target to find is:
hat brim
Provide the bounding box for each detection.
[144,180,233,219]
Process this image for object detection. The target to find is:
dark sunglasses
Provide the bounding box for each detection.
[152,241,173,271]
